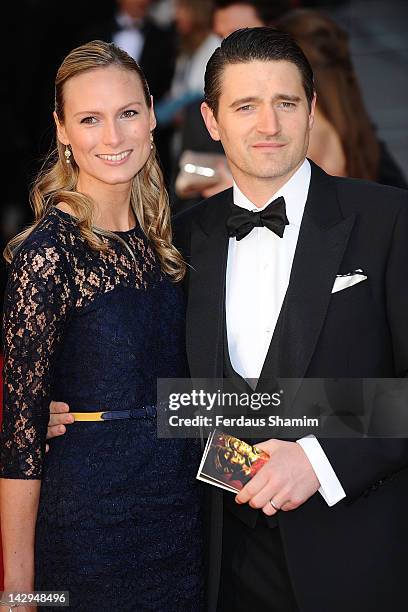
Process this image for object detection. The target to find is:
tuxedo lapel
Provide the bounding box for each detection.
[259,163,356,384]
[186,190,232,378]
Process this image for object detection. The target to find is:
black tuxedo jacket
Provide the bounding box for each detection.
[174,162,408,612]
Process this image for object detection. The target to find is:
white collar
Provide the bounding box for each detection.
[232,159,311,229]
[116,12,142,29]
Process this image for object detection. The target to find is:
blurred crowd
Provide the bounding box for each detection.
[1,0,407,306]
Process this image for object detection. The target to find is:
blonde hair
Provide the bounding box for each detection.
[5,40,185,281]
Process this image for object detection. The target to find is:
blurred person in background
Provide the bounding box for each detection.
[155,0,220,131]
[172,0,220,98]
[79,0,176,103]
[213,0,289,38]
[155,0,221,210]
[277,8,407,187]
[0,40,203,611]
[78,0,177,176]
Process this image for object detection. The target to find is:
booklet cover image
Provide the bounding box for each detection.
[196,429,269,492]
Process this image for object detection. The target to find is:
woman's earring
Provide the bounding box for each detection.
[65,145,72,164]
[150,133,154,151]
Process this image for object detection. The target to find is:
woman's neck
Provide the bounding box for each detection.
[76,177,136,232]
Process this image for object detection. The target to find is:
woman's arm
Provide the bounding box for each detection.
[0,479,40,592]
[0,234,73,594]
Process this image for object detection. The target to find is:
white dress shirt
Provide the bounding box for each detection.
[113,13,145,62]
[170,33,221,98]
[226,159,346,507]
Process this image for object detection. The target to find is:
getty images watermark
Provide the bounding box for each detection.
[166,388,318,430]
[157,378,408,439]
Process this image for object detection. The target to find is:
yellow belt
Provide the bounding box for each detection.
[71,412,105,421]
[70,406,156,421]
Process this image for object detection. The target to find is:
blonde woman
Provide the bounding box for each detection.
[0,41,203,611]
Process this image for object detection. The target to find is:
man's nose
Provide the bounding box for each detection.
[257,106,281,136]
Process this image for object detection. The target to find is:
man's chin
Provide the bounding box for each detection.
[249,166,292,180]
[247,157,305,181]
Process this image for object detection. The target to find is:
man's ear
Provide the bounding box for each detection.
[201,102,221,142]
[308,93,317,130]
[53,111,69,146]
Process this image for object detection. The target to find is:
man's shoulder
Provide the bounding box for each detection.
[310,162,408,220]
[337,179,408,237]
[172,188,232,230]
[334,173,407,203]
[171,188,232,254]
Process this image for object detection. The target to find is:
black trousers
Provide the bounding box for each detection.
[217,507,300,612]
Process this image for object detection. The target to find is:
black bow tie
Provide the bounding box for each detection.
[226,196,289,241]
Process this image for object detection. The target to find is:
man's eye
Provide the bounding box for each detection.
[122,109,138,118]
[237,105,253,112]
[278,102,296,110]
[80,116,98,124]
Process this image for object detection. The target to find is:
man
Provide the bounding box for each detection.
[48,28,408,612]
[175,28,408,612]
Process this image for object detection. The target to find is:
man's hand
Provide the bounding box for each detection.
[235,439,320,516]
[46,401,74,441]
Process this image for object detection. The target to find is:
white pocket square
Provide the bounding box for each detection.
[332,269,367,293]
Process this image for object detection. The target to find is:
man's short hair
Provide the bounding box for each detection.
[204,27,315,117]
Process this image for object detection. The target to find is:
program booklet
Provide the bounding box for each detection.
[196,429,269,493]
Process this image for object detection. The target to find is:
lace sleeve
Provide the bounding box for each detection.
[0,238,73,479]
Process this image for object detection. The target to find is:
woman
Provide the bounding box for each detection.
[0,41,203,611]
[277,9,407,187]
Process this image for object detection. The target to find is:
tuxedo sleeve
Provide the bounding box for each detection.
[318,197,408,500]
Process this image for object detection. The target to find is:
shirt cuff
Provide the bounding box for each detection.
[296,435,346,507]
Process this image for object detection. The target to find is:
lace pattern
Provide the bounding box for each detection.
[1,208,162,478]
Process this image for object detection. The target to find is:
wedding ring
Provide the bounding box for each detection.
[269,499,279,511]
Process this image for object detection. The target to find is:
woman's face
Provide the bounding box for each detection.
[55,65,156,192]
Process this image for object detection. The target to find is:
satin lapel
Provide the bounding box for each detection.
[186,190,232,378]
[259,163,356,384]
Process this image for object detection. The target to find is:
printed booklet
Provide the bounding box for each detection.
[196,429,269,493]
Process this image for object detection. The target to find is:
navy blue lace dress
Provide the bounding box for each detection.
[0,208,204,611]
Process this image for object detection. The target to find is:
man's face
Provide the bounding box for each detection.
[201,60,315,195]
[118,0,151,20]
[213,4,264,38]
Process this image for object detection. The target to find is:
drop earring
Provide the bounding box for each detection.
[150,133,154,150]
[65,145,72,164]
